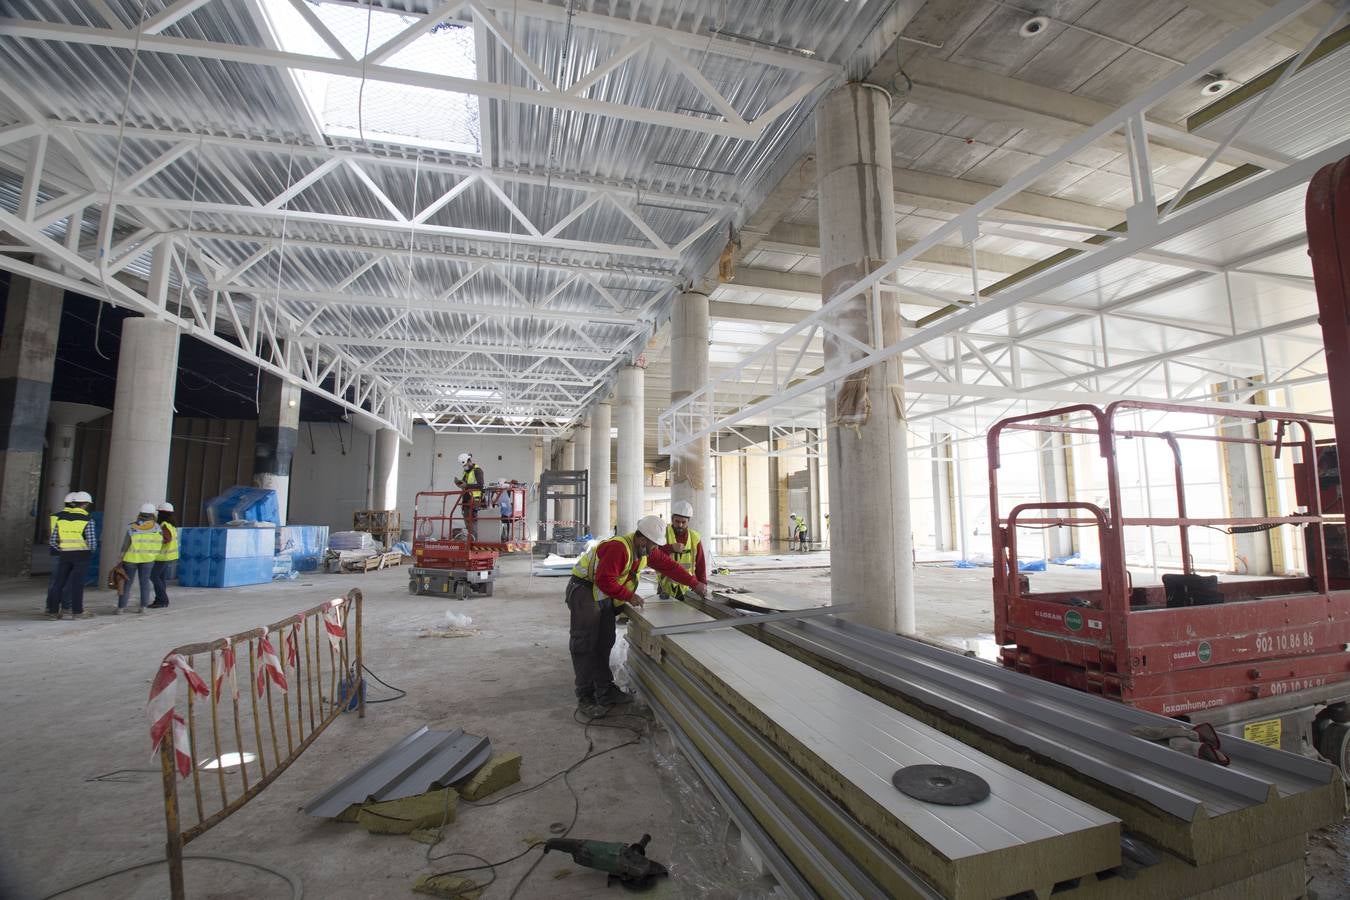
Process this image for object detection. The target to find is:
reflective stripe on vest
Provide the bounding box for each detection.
[464,467,482,500]
[55,507,90,551]
[657,526,700,596]
[157,522,179,562]
[123,522,162,563]
[572,534,643,606]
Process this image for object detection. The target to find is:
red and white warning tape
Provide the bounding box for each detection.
[255,632,288,697]
[148,654,209,778]
[323,604,345,653]
[212,642,238,702]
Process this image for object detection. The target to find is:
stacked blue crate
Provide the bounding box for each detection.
[204,487,279,526]
[276,525,329,573]
[178,526,276,588]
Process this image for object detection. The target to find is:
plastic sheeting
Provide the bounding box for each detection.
[204,486,279,526]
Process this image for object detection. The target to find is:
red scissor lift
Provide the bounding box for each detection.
[990,400,1350,768]
[410,485,528,598]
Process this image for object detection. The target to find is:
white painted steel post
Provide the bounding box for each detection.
[816,82,915,634]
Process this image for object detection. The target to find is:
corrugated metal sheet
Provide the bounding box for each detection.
[305,725,491,818]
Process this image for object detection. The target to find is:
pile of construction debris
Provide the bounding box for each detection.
[628,598,1348,899]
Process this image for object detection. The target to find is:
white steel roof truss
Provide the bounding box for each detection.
[660,0,1345,454]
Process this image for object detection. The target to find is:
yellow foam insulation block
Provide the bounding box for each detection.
[356,787,458,835]
[458,752,523,801]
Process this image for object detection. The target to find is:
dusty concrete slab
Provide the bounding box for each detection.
[0,558,714,899]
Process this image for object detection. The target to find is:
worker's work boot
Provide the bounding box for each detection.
[150,601,168,609]
[595,685,635,706]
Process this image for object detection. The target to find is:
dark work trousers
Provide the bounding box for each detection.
[566,575,617,701]
[53,551,91,614]
[46,553,64,611]
[151,560,175,605]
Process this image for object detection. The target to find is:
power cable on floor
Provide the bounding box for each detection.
[419,707,646,898]
[38,852,302,900]
[361,664,407,704]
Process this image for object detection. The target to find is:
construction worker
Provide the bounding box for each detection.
[795,515,809,551]
[657,500,706,600]
[116,504,162,614]
[789,513,809,551]
[454,452,485,541]
[45,496,71,615]
[567,515,708,714]
[150,501,178,608]
[48,491,97,620]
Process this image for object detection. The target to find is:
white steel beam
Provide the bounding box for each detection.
[0,16,834,142]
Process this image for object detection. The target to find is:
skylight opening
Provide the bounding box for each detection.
[255,0,481,156]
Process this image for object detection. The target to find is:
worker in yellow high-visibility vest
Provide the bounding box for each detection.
[151,501,178,608]
[657,501,706,600]
[48,491,97,620]
[454,452,485,542]
[117,504,163,614]
[567,515,707,715]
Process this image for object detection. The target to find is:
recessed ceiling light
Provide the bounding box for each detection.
[1019,16,1049,38]
[1201,78,1236,97]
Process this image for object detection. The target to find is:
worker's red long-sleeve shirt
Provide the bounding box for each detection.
[593,540,699,604]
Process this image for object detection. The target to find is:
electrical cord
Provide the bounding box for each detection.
[419,708,646,898]
[361,664,407,704]
[39,852,302,900]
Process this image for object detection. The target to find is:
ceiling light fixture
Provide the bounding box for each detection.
[709,27,817,58]
[1201,76,1236,97]
[1019,15,1049,37]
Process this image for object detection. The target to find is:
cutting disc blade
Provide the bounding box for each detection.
[892,765,990,806]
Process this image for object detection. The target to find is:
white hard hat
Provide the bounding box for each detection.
[139,503,158,515]
[63,492,78,504]
[635,515,666,545]
[671,501,693,519]
[157,502,174,512]
[457,452,472,465]
[790,513,799,519]
[73,491,93,503]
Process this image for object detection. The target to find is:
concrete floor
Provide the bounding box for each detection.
[0,558,764,899]
[1,554,1345,898]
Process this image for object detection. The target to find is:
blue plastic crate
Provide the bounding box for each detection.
[178,527,275,560]
[205,486,279,526]
[179,555,274,588]
[276,525,329,572]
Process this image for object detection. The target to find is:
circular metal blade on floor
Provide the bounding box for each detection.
[892,765,991,806]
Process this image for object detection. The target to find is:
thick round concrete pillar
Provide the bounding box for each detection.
[589,402,612,538]
[43,403,106,521]
[817,82,915,634]
[560,435,577,528]
[528,437,544,542]
[616,366,644,534]
[372,427,400,511]
[100,317,180,587]
[0,273,63,577]
[252,374,300,524]
[670,290,711,530]
[572,423,591,533]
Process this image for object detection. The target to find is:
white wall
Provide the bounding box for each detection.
[288,423,537,534]
[288,421,374,532]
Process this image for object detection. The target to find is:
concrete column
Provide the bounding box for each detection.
[616,365,644,533]
[529,437,544,542]
[817,82,915,633]
[767,442,781,550]
[1220,397,1273,575]
[560,435,577,529]
[589,402,612,538]
[252,374,300,524]
[372,427,400,511]
[807,431,822,547]
[932,434,955,552]
[670,290,711,530]
[1039,430,1072,561]
[572,423,591,533]
[100,316,181,586]
[0,273,62,577]
[44,403,108,523]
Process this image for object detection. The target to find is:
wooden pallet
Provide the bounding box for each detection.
[338,551,404,573]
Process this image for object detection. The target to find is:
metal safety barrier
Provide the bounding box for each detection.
[149,589,364,899]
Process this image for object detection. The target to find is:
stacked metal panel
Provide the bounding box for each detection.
[629,598,1345,899]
